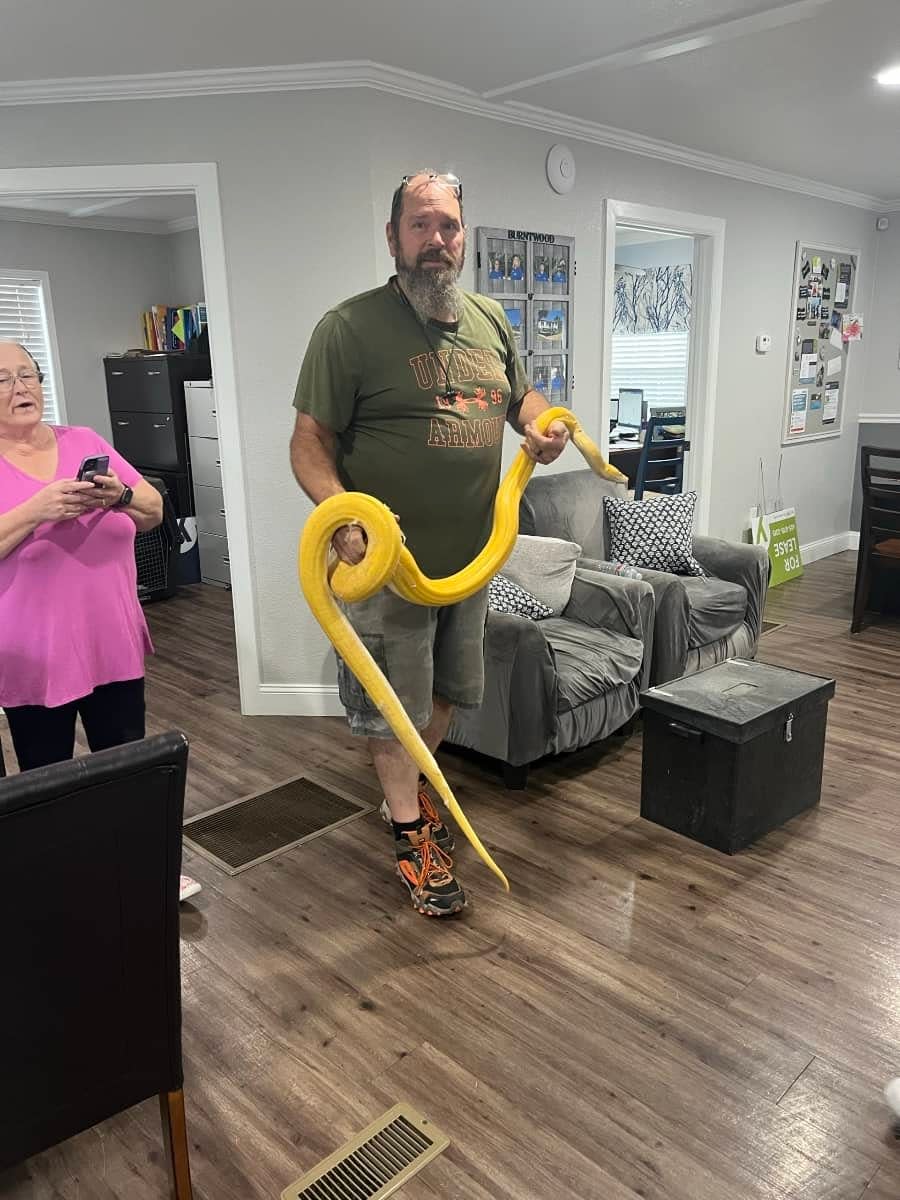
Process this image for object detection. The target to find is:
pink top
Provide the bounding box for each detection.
[0,425,153,708]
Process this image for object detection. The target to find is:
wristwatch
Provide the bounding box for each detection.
[114,485,134,509]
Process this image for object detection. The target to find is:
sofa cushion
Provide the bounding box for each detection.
[540,618,644,711]
[520,468,626,560]
[487,574,552,621]
[603,491,705,576]
[502,534,581,614]
[681,576,748,648]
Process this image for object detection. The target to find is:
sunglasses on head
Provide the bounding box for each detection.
[400,172,463,200]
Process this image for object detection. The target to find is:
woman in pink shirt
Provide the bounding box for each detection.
[0,341,163,771]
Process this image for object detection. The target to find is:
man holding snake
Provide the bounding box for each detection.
[290,170,568,917]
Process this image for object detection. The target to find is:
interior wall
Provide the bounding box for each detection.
[861,213,900,417]
[367,92,875,552]
[168,225,205,304]
[0,87,877,707]
[0,218,172,435]
[614,237,695,268]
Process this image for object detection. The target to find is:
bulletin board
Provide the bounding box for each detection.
[782,241,860,444]
[475,227,575,407]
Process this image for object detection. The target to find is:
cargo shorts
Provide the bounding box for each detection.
[336,586,488,738]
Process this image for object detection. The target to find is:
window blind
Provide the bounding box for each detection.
[0,272,61,422]
[610,331,690,412]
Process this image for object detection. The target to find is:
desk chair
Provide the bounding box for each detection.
[851,445,900,633]
[0,732,193,1199]
[634,414,690,501]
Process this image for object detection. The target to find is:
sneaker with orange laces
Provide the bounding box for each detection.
[395,824,467,917]
[380,775,455,853]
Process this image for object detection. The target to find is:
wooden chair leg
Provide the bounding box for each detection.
[159,1089,194,1200]
[851,553,871,634]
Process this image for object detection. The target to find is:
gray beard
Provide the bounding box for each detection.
[396,265,464,324]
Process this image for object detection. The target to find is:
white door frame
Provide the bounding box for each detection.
[0,162,260,711]
[600,198,725,533]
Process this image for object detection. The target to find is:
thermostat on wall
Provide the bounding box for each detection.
[546,144,576,194]
[755,333,772,354]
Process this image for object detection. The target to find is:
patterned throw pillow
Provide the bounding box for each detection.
[487,574,553,620]
[602,491,705,576]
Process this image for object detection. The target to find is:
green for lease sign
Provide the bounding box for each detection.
[752,507,804,587]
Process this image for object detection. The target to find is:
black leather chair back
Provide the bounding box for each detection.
[0,732,188,1170]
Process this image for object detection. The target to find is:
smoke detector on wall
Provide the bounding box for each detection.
[546,144,576,194]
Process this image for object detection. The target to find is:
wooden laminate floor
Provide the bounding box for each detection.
[2,554,899,1199]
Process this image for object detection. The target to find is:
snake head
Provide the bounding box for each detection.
[542,409,628,485]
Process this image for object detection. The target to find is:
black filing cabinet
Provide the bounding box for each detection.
[640,659,835,854]
[104,353,211,521]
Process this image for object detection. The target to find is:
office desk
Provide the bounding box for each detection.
[608,437,643,488]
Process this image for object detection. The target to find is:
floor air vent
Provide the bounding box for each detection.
[280,1103,449,1200]
[183,772,373,874]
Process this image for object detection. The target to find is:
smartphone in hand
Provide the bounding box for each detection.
[76,454,109,486]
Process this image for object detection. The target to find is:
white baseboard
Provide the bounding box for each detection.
[800,531,858,563]
[248,683,344,717]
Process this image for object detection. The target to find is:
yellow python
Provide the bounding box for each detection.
[298,406,626,892]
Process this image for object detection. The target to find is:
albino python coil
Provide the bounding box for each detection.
[298,406,627,892]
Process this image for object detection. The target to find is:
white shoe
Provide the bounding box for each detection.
[179,875,201,903]
[886,1078,900,1118]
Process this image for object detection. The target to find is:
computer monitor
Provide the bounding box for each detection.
[617,388,644,431]
[609,397,619,423]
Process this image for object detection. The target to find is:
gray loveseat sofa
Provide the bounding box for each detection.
[518,469,769,686]
[446,526,655,788]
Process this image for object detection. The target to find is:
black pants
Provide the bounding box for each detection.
[4,678,146,772]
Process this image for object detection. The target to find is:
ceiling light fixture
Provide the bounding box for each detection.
[876,64,900,86]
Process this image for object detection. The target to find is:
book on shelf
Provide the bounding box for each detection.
[141,303,208,352]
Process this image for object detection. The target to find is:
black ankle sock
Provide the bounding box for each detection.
[393,816,426,840]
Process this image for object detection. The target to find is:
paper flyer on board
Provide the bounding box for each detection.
[823,382,839,423]
[799,352,817,383]
[790,389,808,433]
[842,314,863,342]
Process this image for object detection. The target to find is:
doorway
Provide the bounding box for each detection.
[0,162,259,711]
[600,199,725,533]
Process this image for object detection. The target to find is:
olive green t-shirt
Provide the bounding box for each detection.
[293,280,530,578]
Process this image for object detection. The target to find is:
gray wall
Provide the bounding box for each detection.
[366,90,874,557]
[850,422,900,529]
[862,213,900,418]
[0,87,877,702]
[168,226,205,304]
[0,219,173,436]
[615,237,695,269]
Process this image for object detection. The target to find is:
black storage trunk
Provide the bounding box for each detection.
[640,659,835,854]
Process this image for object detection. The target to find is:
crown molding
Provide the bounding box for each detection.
[0,59,889,212]
[499,99,890,213]
[0,203,174,235]
[0,59,460,105]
